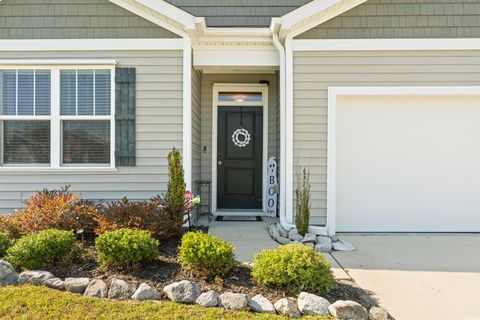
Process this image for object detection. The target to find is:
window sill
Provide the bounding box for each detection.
[0,167,118,173]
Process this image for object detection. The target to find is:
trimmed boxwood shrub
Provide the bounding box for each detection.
[6,229,76,270]
[95,228,159,270]
[252,243,334,295]
[0,232,13,257]
[179,231,235,277]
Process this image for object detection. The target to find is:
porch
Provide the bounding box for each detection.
[191,72,280,218]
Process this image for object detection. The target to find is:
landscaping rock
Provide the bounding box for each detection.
[328,300,368,320]
[288,229,303,241]
[84,279,108,298]
[18,270,54,285]
[275,236,291,245]
[0,260,17,285]
[268,223,280,239]
[248,294,275,314]
[196,290,219,308]
[274,298,301,318]
[297,292,330,316]
[276,223,288,238]
[64,277,90,294]
[315,236,333,253]
[301,233,317,244]
[219,292,249,310]
[332,239,355,252]
[131,283,160,301]
[108,279,135,300]
[44,277,65,290]
[163,280,201,304]
[369,307,389,320]
[304,242,315,248]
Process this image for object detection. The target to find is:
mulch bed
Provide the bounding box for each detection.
[51,227,378,309]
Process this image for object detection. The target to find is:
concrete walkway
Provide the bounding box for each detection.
[332,234,480,320]
[207,218,349,279]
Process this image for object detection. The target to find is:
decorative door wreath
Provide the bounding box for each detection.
[232,128,251,148]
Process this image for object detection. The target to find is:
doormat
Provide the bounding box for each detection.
[215,216,263,222]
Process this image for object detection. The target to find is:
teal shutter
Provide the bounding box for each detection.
[115,67,136,166]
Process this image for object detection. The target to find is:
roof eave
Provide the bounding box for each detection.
[278,0,367,40]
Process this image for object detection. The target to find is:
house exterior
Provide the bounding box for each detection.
[1,0,480,235]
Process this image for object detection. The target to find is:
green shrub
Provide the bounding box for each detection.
[0,232,13,257]
[95,228,159,270]
[252,243,334,295]
[6,229,76,270]
[295,168,311,236]
[164,148,187,230]
[179,232,235,277]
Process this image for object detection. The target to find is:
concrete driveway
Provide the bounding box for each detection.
[332,234,480,320]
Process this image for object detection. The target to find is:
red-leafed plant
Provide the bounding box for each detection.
[10,186,99,235]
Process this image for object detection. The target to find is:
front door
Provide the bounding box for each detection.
[217,106,263,209]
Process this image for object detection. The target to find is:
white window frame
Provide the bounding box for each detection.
[0,62,116,171]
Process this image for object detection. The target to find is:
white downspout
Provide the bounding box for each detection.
[272,28,296,231]
[182,34,192,191]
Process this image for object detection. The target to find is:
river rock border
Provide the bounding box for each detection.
[0,259,389,320]
[267,222,355,253]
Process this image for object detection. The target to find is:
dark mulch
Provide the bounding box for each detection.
[51,227,378,309]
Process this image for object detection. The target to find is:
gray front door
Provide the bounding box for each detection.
[217,106,263,209]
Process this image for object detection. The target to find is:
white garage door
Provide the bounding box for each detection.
[336,95,480,232]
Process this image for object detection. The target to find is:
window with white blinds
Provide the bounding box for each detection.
[2,120,50,164]
[60,69,111,116]
[0,70,51,116]
[63,120,110,165]
[0,66,114,169]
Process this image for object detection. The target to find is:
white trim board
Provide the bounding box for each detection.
[211,83,269,215]
[293,39,480,51]
[182,36,192,190]
[194,47,279,70]
[0,39,184,52]
[326,86,480,236]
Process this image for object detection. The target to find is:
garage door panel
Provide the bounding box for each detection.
[336,95,480,232]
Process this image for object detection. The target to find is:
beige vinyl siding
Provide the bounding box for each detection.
[293,49,480,225]
[200,74,278,185]
[191,68,202,194]
[0,0,178,39]
[0,49,183,213]
[298,0,480,39]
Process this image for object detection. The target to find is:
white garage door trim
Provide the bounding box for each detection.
[327,86,480,235]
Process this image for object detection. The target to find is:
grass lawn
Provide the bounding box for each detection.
[0,285,332,320]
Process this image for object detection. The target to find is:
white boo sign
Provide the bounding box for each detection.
[266,157,278,217]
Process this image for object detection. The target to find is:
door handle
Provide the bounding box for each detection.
[218,160,223,166]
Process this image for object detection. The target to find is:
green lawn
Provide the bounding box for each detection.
[0,285,332,320]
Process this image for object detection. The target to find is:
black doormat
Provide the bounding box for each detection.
[215,216,263,222]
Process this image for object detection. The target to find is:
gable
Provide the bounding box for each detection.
[165,0,312,27]
[297,0,480,39]
[0,0,179,39]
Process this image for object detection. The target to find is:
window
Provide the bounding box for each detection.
[59,69,112,166]
[0,66,114,169]
[63,121,110,165]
